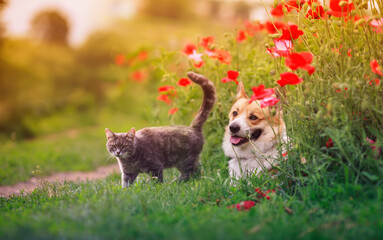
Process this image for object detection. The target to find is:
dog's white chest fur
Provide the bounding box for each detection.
[222,81,287,180]
[222,126,287,179]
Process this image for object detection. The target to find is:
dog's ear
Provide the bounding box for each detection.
[236,82,249,100]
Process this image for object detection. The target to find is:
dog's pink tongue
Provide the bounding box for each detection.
[230,136,242,145]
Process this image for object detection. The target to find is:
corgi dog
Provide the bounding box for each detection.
[222,82,287,179]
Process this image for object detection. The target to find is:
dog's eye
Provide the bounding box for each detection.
[249,115,258,121]
[232,111,238,117]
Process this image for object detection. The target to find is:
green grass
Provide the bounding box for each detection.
[1,1,383,239]
[0,129,110,185]
[1,171,382,239]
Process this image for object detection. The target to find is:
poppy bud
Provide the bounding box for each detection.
[270,69,276,76]
[273,0,279,7]
[339,1,348,7]
[302,2,309,12]
[269,33,283,39]
[282,6,288,14]
[265,43,270,48]
[323,6,329,11]
[354,19,365,27]
[311,2,318,9]
[359,2,368,9]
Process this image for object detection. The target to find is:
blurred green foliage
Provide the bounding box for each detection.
[0,39,103,137]
[0,16,231,139]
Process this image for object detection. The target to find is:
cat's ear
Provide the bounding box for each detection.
[236,82,249,100]
[126,127,136,140]
[105,128,115,140]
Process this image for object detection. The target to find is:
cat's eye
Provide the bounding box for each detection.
[232,111,238,117]
[249,115,258,120]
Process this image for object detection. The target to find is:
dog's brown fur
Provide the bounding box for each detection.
[222,82,287,179]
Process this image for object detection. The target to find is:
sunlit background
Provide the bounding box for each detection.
[0,0,272,140]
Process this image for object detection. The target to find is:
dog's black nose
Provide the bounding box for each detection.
[229,124,240,134]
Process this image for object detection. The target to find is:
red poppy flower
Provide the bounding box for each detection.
[267,39,293,57]
[327,0,354,17]
[132,71,145,82]
[306,5,325,19]
[370,59,383,76]
[168,108,178,115]
[115,54,125,66]
[211,49,232,65]
[236,30,246,42]
[347,49,352,57]
[221,70,239,85]
[278,24,304,41]
[271,4,285,17]
[326,138,333,148]
[260,96,280,108]
[285,52,315,75]
[157,94,171,105]
[366,137,381,156]
[177,78,192,87]
[200,36,214,49]
[369,79,380,86]
[228,200,256,211]
[249,84,275,103]
[277,72,303,87]
[244,20,264,36]
[183,43,197,55]
[194,60,204,68]
[285,0,304,10]
[332,45,342,55]
[265,21,286,34]
[137,51,148,61]
[158,85,175,93]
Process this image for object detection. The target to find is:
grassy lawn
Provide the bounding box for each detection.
[1,171,382,239]
[1,1,383,239]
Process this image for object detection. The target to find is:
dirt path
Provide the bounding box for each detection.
[0,164,120,197]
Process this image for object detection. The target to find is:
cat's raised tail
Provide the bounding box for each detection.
[187,71,216,131]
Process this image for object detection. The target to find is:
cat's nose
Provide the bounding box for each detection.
[229,124,240,134]
[116,151,121,156]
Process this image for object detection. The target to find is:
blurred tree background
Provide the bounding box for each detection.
[0,0,252,140]
[30,10,70,45]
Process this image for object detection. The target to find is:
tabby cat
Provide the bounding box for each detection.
[106,72,216,187]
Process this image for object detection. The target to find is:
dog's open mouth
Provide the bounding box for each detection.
[230,129,263,146]
[230,135,249,145]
